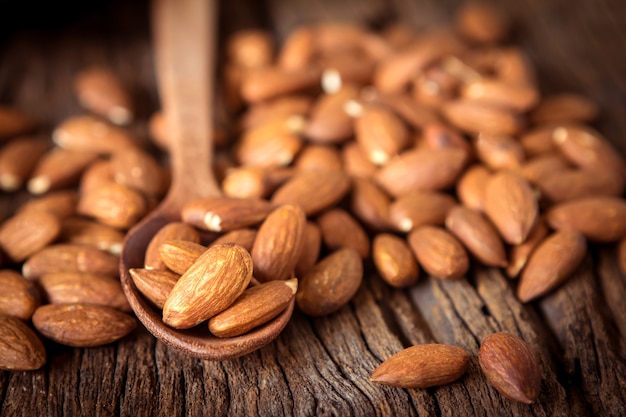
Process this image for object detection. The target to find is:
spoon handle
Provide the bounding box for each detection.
[152,0,220,203]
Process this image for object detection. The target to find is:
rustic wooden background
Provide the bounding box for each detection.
[1,0,626,415]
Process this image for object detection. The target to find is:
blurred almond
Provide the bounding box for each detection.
[0,209,61,262]
[110,148,166,198]
[77,182,147,229]
[0,135,50,191]
[388,191,457,232]
[530,93,598,124]
[227,29,273,69]
[294,144,343,172]
[518,153,570,186]
[484,172,538,245]
[59,217,125,255]
[74,67,133,125]
[52,115,138,153]
[304,85,359,143]
[39,272,130,311]
[341,142,378,179]
[519,125,559,157]
[222,166,293,199]
[239,95,312,131]
[461,78,538,112]
[517,231,586,302]
[538,168,623,204]
[235,117,304,167]
[22,244,119,279]
[456,164,491,211]
[27,148,99,195]
[445,206,507,267]
[241,66,321,103]
[278,26,315,71]
[455,2,510,44]
[211,228,257,252]
[349,177,391,231]
[181,197,272,232]
[354,105,410,165]
[0,105,35,141]
[294,222,322,277]
[372,233,419,288]
[408,225,469,280]
[474,133,525,171]
[79,159,114,195]
[0,270,40,320]
[506,219,549,278]
[317,208,370,259]
[17,190,78,219]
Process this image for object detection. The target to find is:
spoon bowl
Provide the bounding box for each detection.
[119,0,294,360]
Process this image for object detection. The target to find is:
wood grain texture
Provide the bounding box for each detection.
[1,0,626,416]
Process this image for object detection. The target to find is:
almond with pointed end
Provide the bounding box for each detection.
[211,228,257,252]
[278,26,315,71]
[341,142,378,179]
[372,233,419,288]
[545,196,626,242]
[484,171,538,245]
[0,315,46,371]
[77,181,147,229]
[22,244,119,279]
[163,243,253,329]
[519,125,559,157]
[0,135,50,191]
[181,197,272,232]
[252,204,306,281]
[506,219,549,278]
[294,144,343,173]
[349,177,391,231]
[27,148,99,195]
[441,99,524,136]
[129,268,180,309]
[294,222,322,277]
[241,66,321,103]
[235,117,304,167]
[0,209,61,262]
[144,222,201,270]
[388,191,457,233]
[59,217,126,255]
[304,85,359,143]
[296,247,363,317]
[461,79,538,112]
[0,270,40,320]
[371,344,470,388]
[240,95,312,131]
[208,279,298,337]
[456,164,491,211]
[271,170,351,216]
[517,230,586,302]
[39,272,130,311]
[518,154,570,186]
[74,67,133,125]
[317,208,370,259]
[354,105,410,165]
[158,240,207,275]
[479,332,541,404]
[17,190,78,219]
[52,115,138,153]
[445,206,507,267]
[33,303,136,347]
[530,93,598,124]
[110,148,166,198]
[474,133,525,171]
[375,147,468,197]
[408,225,469,280]
[538,168,623,203]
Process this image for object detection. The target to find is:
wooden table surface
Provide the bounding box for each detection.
[1,0,626,415]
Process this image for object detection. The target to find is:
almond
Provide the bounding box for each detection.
[372,233,419,288]
[79,159,114,195]
[208,278,297,338]
[407,225,469,280]
[235,117,304,167]
[144,222,201,270]
[271,170,351,216]
[59,217,126,255]
[341,142,378,179]
[294,222,322,277]
[545,196,626,242]
[370,344,470,388]
[479,332,541,404]
[109,147,165,198]
[73,67,133,125]
[52,115,138,153]
[239,95,312,131]
[0,315,46,371]
[32,303,136,347]
[354,105,410,165]
[441,99,524,136]
[27,148,99,195]
[518,153,571,186]
[349,177,391,231]
[0,270,40,320]
[278,26,315,71]
[421,123,472,154]
[222,166,294,199]
[519,125,559,156]
[17,189,79,219]
[304,85,359,143]
[0,135,50,191]
[0,209,61,262]
[294,144,343,173]
[22,244,119,279]
[473,132,525,171]
[39,272,130,311]
[158,240,207,275]
[461,78,538,112]
[445,206,507,267]
[251,204,307,281]
[484,171,538,245]
[129,268,180,309]
[456,164,491,211]
[317,208,370,259]
[77,181,147,229]
[517,231,586,302]
[181,197,272,232]
[506,219,549,278]
[538,168,623,204]
[296,247,363,317]
[455,2,510,44]
[388,191,457,233]
[374,147,468,197]
[162,243,253,329]
[211,228,257,252]
[361,90,440,130]
[530,93,598,124]
[241,66,321,103]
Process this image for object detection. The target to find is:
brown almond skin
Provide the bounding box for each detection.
[375,147,468,197]
[211,228,257,253]
[474,133,525,171]
[0,315,46,371]
[208,279,298,338]
[235,118,303,167]
[304,85,359,143]
[144,222,201,270]
[518,154,571,186]
[296,247,363,317]
[461,79,538,112]
[17,189,78,219]
[317,208,370,259]
[519,125,559,157]
[77,181,147,230]
[129,268,180,309]
[241,66,322,104]
[0,209,61,262]
[388,191,457,233]
[158,240,208,275]
[530,93,598,124]
[349,177,391,231]
[181,197,272,232]
[371,344,470,388]
[441,99,524,136]
[0,270,40,320]
[407,225,469,280]
[73,67,133,125]
[0,135,50,191]
[294,222,322,278]
[240,95,312,131]
[538,168,623,204]
[110,148,165,197]
[372,233,419,288]
[354,105,410,165]
[456,164,491,212]
[59,217,126,255]
[294,144,343,173]
[32,303,136,348]
[0,105,35,141]
[479,332,541,404]
[22,244,119,279]
[39,272,130,312]
[545,196,626,242]
[517,231,587,302]
[484,171,538,245]
[163,243,253,329]
[456,2,510,44]
[252,204,307,282]
[271,170,351,216]
[52,115,138,154]
[445,206,507,267]
[506,219,549,278]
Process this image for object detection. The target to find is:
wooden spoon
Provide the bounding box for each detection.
[119,0,294,360]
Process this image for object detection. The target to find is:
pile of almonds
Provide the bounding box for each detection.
[1,0,626,405]
[0,67,167,370]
